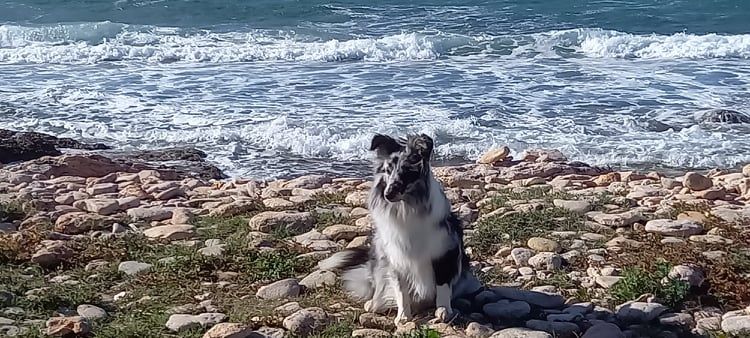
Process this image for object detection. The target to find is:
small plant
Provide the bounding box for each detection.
[0,200,26,222]
[609,261,689,308]
[398,327,442,338]
[312,209,351,231]
[472,207,584,257]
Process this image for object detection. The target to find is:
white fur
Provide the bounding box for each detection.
[369,174,459,324]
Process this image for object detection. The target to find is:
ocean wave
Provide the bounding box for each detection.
[1,23,750,64]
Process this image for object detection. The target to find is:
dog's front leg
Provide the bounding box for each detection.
[393,274,412,326]
[434,283,454,323]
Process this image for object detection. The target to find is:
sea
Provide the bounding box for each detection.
[1,0,749,178]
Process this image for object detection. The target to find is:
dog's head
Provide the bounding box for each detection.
[369,133,434,203]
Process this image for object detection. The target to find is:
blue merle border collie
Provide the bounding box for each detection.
[319,133,480,325]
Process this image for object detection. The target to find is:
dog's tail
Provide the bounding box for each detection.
[318,247,374,300]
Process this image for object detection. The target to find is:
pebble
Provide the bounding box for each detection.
[202,322,255,338]
[282,307,328,336]
[483,300,531,319]
[248,211,314,235]
[511,248,535,266]
[581,323,624,338]
[553,199,592,214]
[525,320,580,336]
[165,313,227,332]
[465,322,495,338]
[644,219,703,237]
[491,287,565,309]
[490,327,552,338]
[76,304,107,320]
[658,312,695,328]
[595,276,623,288]
[722,315,750,335]
[299,270,337,290]
[352,328,391,337]
[527,237,561,253]
[127,207,173,222]
[45,316,91,336]
[528,252,562,271]
[684,172,712,191]
[143,224,196,240]
[359,313,394,331]
[616,301,668,323]
[118,261,153,276]
[668,265,705,287]
[255,278,301,300]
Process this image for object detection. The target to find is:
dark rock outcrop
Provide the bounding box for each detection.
[99,147,228,180]
[698,109,750,124]
[0,129,109,164]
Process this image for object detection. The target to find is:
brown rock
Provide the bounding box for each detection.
[478,147,510,164]
[248,211,314,235]
[263,198,295,209]
[143,224,196,241]
[155,187,185,200]
[202,323,255,338]
[82,199,120,215]
[593,172,621,187]
[321,225,368,241]
[345,191,368,207]
[117,196,141,209]
[127,207,173,222]
[31,241,74,268]
[694,187,726,200]
[121,185,149,199]
[523,149,567,163]
[45,316,91,336]
[684,172,713,191]
[54,212,114,234]
[86,183,118,195]
[282,175,332,189]
[208,200,258,218]
[171,208,195,224]
[677,211,708,224]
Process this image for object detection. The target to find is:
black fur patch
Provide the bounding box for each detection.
[337,247,370,269]
[432,245,460,285]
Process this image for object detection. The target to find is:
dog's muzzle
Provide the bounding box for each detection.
[384,182,404,202]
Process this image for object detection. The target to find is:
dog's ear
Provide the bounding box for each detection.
[369,134,401,156]
[412,134,434,160]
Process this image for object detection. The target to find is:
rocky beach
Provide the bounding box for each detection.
[1,130,750,338]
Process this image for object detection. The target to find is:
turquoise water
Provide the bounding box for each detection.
[1,0,749,177]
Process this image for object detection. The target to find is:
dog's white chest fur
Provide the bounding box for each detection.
[371,188,452,300]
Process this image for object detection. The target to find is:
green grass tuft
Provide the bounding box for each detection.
[472,207,585,257]
[609,260,689,308]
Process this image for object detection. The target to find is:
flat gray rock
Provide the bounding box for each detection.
[616,301,668,323]
[256,278,301,300]
[491,287,565,309]
[581,323,624,338]
[645,219,703,237]
[483,300,531,319]
[118,261,153,276]
[490,327,552,338]
[722,315,750,335]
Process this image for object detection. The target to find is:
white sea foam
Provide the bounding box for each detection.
[2,23,750,64]
[2,23,750,178]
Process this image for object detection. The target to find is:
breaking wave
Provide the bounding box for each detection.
[2,23,750,64]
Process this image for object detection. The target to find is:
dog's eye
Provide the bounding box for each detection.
[408,154,422,163]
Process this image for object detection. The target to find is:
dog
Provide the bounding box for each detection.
[319,133,480,326]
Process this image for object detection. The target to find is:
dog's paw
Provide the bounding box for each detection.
[364,300,373,312]
[394,312,413,326]
[434,306,455,323]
